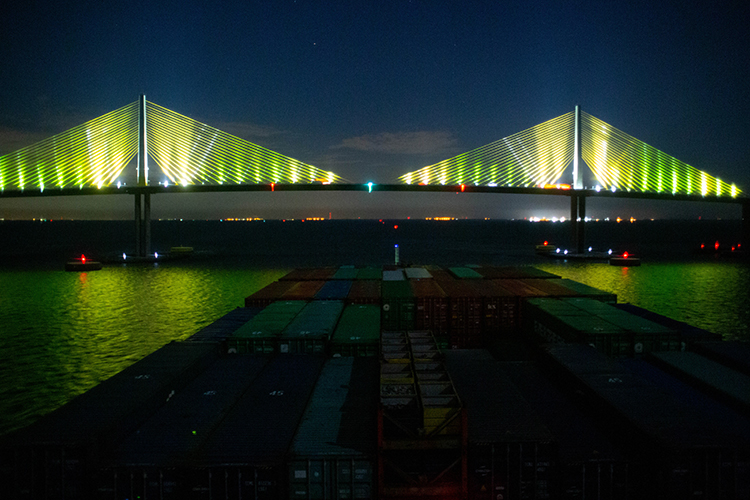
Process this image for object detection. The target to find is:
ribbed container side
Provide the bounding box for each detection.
[647,351,750,415]
[497,359,632,499]
[230,301,307,354]
[597,310,681,354]
[541,343,749,498]
[356,267,382,280]
[289,358,379,500]
[1,342,219,499]
[434,279,482,348]
[448,267,483,279]
[556,279,617,303]
[331,305,381,356]
[245,280,296,307]
[382,270,405,281]
[513,266,561,279]
[410,279,448,334]
[444,350,555,500]
[333,266,360,280]
[282,281,327,301]
[616,304,722,347]
[280,269,314,281]
[315,280,353,300]
[519,278,579,298]
[691,341,750,376]
[188,356,325,497]
[381,281,415,332]
[307,268,337,281]
[404,267,432,279]
[347,280,381,305]
[280,301,345,354]
[186,307,264,342]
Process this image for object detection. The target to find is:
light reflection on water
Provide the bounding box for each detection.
[0,263,288,436]
[534,260,750,341]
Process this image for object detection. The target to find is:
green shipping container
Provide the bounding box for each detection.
[330,305,381,356]
[280,301,345,354]
[230,301,307,354]
[381,281,415,331]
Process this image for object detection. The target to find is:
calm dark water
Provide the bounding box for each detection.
[0,219,748,436]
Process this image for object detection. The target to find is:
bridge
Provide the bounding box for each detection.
[1,96,747,256]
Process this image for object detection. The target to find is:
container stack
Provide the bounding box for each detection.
[279,300,345,354]
[330,304,381,356]
[540,343,750,498]
[288,357,379,500]
[228,300,307,354]
[378,331,467,500]
[523,297,681,357]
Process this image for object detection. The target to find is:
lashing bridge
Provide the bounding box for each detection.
[1,96,746,255]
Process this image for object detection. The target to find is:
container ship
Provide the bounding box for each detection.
[2,265,749,499]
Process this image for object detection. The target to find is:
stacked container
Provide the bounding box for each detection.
[288,357,379,500]
[444,350,556,499]
[330,304,381,356]
[347,280,381,304]
[380,280,415,332]
[228,300,306,354]
[280,300,345,354]
[245,280,295,307]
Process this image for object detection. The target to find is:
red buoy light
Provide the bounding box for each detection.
[623,252,629,259]
[81,254,86,264]
[715,241,720,251]
[543,241,548,246]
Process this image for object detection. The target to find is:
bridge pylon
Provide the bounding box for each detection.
[134,94,151,257]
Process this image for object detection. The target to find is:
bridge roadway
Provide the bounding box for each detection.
[2,183,748,256]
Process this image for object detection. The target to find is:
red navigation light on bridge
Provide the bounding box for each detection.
[540,183,571,190]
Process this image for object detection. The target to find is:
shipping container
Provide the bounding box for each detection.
[279,301,345,354]
[556,279,617,303]
[382,270,405,281]
[356,267,382,280]
[448,267,484,279]
[497,357,633,499]
[307,268,337,281]
[520,278,580,298]
[333,266,360,280]
[691,340,750,376]
[288,358,379,500]
[444,350,556,500]
[96,355,269,498]
[245,280,296,307]
[404,267,432,279]
[541,343,750,499]
[229,301,307,354]
[187,355,325,499]
[409,279,448,334]
[315,280,353,300]
[478,266,559,280]
[282,281,326,301]
[596,309,681,355]
[434,278,483,348]
[1,342,218,499]
[381,281,415,332]
[280,269,314,281]
[464,280,517,336]
[330,305,381,357]
[647,351,750,416]
[615,304,721,347]
[347,280,381,305]
[186,307,264,342]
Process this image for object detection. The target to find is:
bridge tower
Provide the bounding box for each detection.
[134,94,151,257]
[570,105,586,253]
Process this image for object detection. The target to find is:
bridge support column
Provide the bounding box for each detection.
[143,192,151,256]
[134,194,142,256]
[742,200,750,249]
[570,192,586,253]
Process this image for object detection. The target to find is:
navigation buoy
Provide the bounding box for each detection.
[65,254,103,272]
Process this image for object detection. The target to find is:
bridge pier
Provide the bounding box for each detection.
[570,192,586,253]
[743,200,750,248]
[133,192,152,257]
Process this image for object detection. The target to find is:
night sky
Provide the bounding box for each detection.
[1,1,748,220]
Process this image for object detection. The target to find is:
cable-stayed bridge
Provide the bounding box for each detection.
[1,96,747,255]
